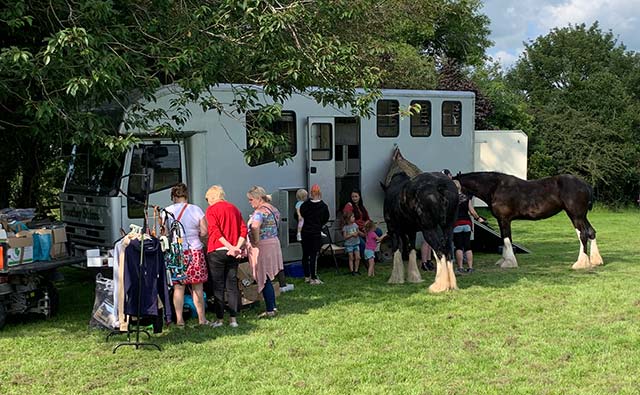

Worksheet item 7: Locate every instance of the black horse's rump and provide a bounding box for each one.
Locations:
[453,171,601,268]
[382,171,458,259]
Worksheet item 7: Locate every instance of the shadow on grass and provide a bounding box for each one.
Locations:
[0,232,628,346]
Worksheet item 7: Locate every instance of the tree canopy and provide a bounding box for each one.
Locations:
[0,0,493,208]
[507,23,640,203]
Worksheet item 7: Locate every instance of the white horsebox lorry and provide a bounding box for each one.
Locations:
[60,84,526,263]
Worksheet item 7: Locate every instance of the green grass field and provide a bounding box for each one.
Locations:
[1,208,639,394]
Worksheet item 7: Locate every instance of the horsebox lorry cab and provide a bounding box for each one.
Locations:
[60,84,527,264]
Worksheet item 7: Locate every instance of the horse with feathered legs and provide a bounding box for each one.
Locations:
[453,172,603,270]
[381,149,459,292]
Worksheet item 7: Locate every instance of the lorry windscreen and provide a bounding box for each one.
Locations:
[64,146,125,196]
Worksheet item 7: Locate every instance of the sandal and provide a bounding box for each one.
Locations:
[258,311,277,319]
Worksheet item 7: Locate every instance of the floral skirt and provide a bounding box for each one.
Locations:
[182,249,208,285]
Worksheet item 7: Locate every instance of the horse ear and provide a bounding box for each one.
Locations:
[380,181,387,192]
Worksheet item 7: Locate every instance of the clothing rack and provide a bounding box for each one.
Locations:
[110,172,162,353]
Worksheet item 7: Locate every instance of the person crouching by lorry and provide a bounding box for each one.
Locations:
[204,185,247,328]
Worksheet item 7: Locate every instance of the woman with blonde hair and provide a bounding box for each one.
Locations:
[205,185,247,328]
[246,186,284,318]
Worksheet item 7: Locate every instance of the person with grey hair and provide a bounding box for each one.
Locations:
[246,186,284,318]
[205,185,246,328]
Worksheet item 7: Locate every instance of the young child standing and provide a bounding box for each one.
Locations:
[295,188,308,241]
[342,212,361,275]
[363,220,384,277]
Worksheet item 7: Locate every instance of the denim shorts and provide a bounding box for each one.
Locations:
[344,245,359,253]
[364,249,375,260]
[453,224,472,233]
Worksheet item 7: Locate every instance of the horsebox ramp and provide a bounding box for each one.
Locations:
[472,220,531,254]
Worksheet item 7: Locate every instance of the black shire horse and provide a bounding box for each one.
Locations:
[453,172,602,269]
[382,171,459,292]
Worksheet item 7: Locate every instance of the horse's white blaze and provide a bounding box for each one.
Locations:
[590,238,604,266]
[572,229,591,269]
[407,250,424,283]
[499,238,518,268]
[388,250,405,283]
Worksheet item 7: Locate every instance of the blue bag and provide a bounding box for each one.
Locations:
[32,232,52,261]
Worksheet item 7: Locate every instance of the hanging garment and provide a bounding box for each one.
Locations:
[123,237,172,323]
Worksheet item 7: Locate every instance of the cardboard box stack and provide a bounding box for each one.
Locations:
[0,221,68,267]
[235,262,280,305]
[3,230,34,266]
[49,226,68,259]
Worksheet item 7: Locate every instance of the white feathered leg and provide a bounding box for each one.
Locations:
[499,238,518,268]
[388,250,405,284]
[572,229,591,270]
[590,238,603,266]
[429,253,457,293]
[406,250,423,283]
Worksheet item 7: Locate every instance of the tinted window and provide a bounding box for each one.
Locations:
[310,123,332,161]
[442,101,462,136]
[377,100,399,137]
[410,100,431,137]
[246,110,297,166]
[128,144,182,218]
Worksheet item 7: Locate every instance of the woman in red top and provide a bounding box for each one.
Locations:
[205,185,247,328]
[343,189,381,260]
[342,189,370,232]
[452,180,484,274]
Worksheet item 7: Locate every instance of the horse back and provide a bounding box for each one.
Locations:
[492,174,592,220]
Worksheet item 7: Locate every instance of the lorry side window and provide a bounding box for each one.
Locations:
[246,110,297,166]
[127,144,182,218]
[377,100,399,137]
[410,100,431,137]
[442,101,462,136]
[310,123,332,161]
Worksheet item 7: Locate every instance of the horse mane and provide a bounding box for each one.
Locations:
[454,171,513,203]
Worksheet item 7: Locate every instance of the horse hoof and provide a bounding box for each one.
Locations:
[590,257,604,266]
[500,259,518,269]
[571,261,592,270]
[428,284,447,293]
[495,258,505,266]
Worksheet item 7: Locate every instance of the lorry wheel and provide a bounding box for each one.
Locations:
[379,238,394,262]
[0,303,6,329]
[45,283,60,318]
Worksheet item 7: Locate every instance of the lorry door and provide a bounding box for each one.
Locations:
[122,140,187,231]
[307,117,336,220]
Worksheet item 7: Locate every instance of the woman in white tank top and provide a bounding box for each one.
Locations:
[163,183,209,326]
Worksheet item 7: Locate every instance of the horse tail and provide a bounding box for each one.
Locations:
[587,183,595,211]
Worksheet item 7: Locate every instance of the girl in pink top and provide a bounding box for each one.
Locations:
[363,220,386,277]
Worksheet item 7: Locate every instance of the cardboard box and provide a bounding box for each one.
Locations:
[50,227,68,258]
[239,282,280,302]
[232,262,282,303]
[237,262,254,284]
[241,283,262,302]
[6,231,34,266]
